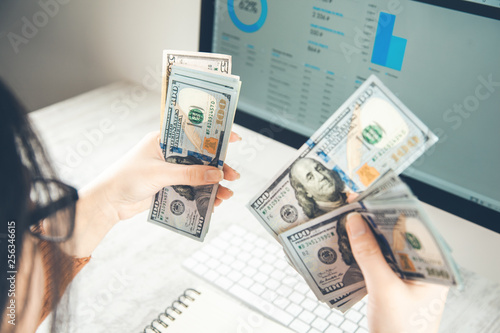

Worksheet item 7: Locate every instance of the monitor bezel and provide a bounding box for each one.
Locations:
[199,0,500,233]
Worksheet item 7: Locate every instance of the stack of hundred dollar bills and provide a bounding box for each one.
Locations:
[148,50,241,241]
[248,75,461,312]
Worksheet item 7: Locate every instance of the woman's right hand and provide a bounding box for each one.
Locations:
[346,213,449,333]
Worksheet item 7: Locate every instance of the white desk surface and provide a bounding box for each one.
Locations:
[31,82,500,332]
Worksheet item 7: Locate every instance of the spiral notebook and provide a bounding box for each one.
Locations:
[141,285,293,332]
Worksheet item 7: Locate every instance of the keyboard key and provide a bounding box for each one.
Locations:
[253,247,266,258]
[227,270,242,282]
[294,282,310,294]
[266,242,281,253]
[352,300,364,311]
[313,304,331,319]
[243,232,257,242]
[255,238,268,248]
[239,276,254,288]
[254,272,267,284]
[355,328,369,333]
[248,257,263,268]
[276,285,293,297]
[305,290,317,300]
[191,263,208,276]
[283,276,300,288]
[288,291,305,304]
[264,278,280,290]
[298,309,316,324]
[345,310,363,323]
[324,327,343,333]
[261,289,278,303]
[359,317,368,330]
[231,260,246,271]
[216,264,231,276]
[340,319,359,333]
[206,258,220,269]
[311,317,329,331]
[239,252,252,262]
[359,304,367,315]
[242,242,254,252]
[263,253,276,264]
[326,311,344,326]
[275,259,288,270]
[285,303,303,317]
[249,283,266,296]
[259,263,274,275]
[215,276,233,289]
[273,296,290,309]
[301,298,318,312]
[204,270,219,282]
[309,329,322,333]
[228,284,293,325]
[242,266,257,277]
[220,254,235,265]
[271,270,286,281]
[289,318,310,333]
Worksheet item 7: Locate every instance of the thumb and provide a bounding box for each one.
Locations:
[158,163,224,187]
[346,212,399,289]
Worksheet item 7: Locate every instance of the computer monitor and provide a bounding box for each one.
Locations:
[199,0,500,233]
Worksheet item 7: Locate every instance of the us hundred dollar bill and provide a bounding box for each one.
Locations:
[358,199,460,286]
[160,50,232,128]
[248,75,438,239]
[279,198,459,308]
[148,64,241,241]
[278,204,367,302]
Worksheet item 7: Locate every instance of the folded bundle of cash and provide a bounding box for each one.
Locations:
[148,51,241,241]
[248,75,460,311]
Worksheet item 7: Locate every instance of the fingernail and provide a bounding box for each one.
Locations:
[234,171,241,179]
[347,213,366,239]
[205,170,224,182]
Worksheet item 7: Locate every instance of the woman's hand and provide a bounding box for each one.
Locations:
[86,131,241,221]
[68,131,241,257]
[346,213,449,333]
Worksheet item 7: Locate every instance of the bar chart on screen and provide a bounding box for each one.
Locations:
[371,12,407,71]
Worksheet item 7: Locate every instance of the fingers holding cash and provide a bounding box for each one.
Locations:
[346,213,399,289]
[248,75,460,312]
[147,50,241,241]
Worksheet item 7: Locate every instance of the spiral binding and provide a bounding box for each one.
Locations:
[142,288,201,333]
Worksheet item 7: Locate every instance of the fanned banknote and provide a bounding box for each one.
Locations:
[148,64,241,241]
[248,75,438,239]
[279,177,460,311]
[160,50,232,128]
[278,204,366,303]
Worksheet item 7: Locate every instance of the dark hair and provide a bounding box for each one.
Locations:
[289,158,347,218]
[0,80,64,332]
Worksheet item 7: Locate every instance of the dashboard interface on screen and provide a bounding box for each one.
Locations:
[211,0,500,216]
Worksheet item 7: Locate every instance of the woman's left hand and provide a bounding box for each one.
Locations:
[83,131,241,222]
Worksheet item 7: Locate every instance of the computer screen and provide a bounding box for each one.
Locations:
[199,0,500,232]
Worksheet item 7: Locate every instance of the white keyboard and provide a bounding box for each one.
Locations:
[183,225,369,333]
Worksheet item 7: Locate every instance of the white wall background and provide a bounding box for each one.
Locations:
[0,0,201,111]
